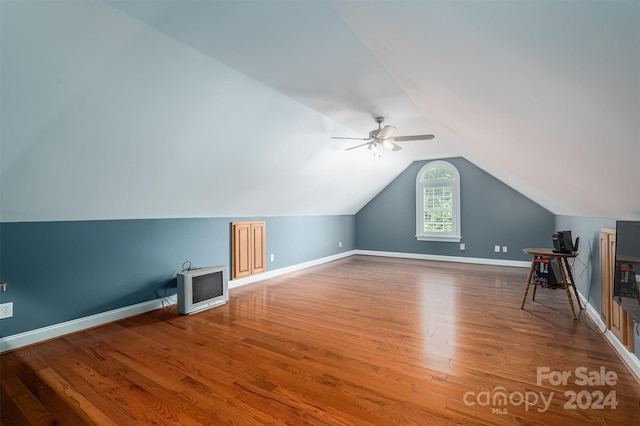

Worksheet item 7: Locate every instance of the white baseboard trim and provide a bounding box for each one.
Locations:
[354,250,531,268]
[229,250,356,288]
[0,250,356,353]
[577,292,640,382]
[229,250,529,293]
[0,298,176,353]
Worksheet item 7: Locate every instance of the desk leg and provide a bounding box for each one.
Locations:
[564,257,584,311]
[521,257,537,309]
[556,257,578,319]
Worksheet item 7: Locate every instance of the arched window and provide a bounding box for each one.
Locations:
[416,161,461,242]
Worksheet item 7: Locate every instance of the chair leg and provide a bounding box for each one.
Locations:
[564,257,584,310]
[557,258,578,319]
[521,257,537,309]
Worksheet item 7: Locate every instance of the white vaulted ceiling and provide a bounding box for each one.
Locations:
[1,0,638,221]
[103,0,640,219]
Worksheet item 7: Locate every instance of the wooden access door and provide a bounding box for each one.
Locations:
[600,227,633,351]
[600,228,615,329]
[232,221,266,279]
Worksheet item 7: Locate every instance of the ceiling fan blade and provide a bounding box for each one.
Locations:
[382,140,402,151]
[345,142,371,151]
[332,136,371,141]
[389,134,435,142]
[376,125,397,139]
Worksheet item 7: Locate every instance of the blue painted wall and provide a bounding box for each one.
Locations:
[356,157,555,261]
[0,215,355,337]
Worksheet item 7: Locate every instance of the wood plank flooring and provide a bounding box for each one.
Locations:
[2,255,640,425]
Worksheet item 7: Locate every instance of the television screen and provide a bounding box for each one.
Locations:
[613,221,640,322]
[192,271,224,303]
[177,265,228,315]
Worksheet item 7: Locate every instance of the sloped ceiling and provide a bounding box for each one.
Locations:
[104,0,640,220]
[2,1,638,221]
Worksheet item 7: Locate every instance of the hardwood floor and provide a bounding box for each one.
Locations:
[2,255,640,425]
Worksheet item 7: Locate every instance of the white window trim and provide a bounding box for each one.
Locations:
[415,160,461,242]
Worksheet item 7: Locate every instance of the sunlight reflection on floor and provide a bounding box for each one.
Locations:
[421,278,457,373]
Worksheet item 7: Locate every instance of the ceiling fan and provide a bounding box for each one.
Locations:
[332,116,435,152]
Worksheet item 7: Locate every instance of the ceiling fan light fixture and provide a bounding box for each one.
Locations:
[382,140,395,150]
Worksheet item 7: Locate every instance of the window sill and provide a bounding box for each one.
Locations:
[416,235,462,243]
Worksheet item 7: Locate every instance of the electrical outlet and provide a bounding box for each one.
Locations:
[494,245,500,252]
[338,242,342,248]
[460,243,466,251]
[0,302,13,319]
[270,254,275,262]
[502,246,508,253]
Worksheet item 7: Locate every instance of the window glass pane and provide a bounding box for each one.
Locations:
[423,185,453,233]
[423,166,454,181]
[424,211,453,232]
[424,187,452,208]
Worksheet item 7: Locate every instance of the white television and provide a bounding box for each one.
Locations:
[177,265,228,315]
